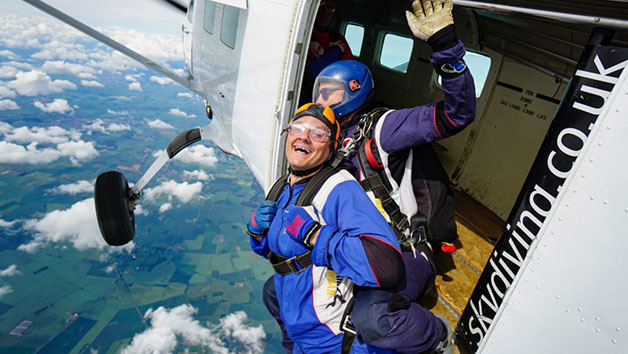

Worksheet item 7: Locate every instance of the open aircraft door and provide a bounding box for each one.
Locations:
[189,0,319,191]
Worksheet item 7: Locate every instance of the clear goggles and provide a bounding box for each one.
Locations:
[287,121,331,143]
[312,77,346,106]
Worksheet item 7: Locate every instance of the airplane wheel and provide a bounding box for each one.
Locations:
[94,171,135,246]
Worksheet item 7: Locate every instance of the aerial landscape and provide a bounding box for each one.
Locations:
[0,4,280,353]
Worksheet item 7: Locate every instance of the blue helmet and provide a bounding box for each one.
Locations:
[312,60,374,118]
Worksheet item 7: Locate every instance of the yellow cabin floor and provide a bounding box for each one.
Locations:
[419,189,505,352]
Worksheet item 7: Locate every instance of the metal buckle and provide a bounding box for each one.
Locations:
[285,256,305,274]
[341,313,356,336]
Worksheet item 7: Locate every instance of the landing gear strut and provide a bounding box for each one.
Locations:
[94,125,210,246]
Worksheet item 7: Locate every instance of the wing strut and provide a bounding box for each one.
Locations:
[22,0,199,93]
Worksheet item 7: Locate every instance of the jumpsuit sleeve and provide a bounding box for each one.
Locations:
[311,179,403,288]
[377,40,476,154]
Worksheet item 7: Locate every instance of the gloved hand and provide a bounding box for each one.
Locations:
[405,0,454,41]
[247,201,277,236]
[283,205,321,247]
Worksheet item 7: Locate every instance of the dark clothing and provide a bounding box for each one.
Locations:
[300,27,355,105]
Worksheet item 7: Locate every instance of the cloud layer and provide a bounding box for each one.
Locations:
[121,305,265,354]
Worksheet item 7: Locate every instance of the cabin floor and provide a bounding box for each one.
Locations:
[419,188,505,353]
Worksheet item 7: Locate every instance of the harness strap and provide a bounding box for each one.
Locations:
[340,292,357,354]
[265,174,289,201]
[295,165,338,206]
[269,252,313,275]
[358,148,409,238]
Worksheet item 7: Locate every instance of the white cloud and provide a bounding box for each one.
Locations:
[107,109,128,115]
[32,41,90,61]
[109,123,131,132]
[121,306,265,354]
[0,219,18,228]
[105,264,116,273]
[0,139,97,165]
[135,205,148,216]
[0,99,19,110]
[144,180,203,204]
[125,74,141,82]
[129,82,142,91]
[183,170,210,181]
[42,60,96,77]
[57,140,99,162]
[0,66,19,79]
[52,180,93,195]
[33,98,74,114]
[220,311,266,354]
[84,119,130,134]
[4,125,76,144]
[0,265,20,277]
[0,50,18,60]
[147,119,173,129]
[169,108,196,118]
[19,198,135,253]
[78,72,97,79]
[6,70,77,96]
[0,86,17,98]
[2,61,34,71]
[0,285,12,299]
[159,203,172,213]
[177,92,194,98]
[174,145,219,168]
[81,80,104,87]
[0,141,64,164]
[150,76,174,85]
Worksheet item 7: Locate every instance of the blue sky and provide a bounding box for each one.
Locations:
[5,0,186,35]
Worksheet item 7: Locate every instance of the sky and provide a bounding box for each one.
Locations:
[0,2,270,353]
[5,0,187,35]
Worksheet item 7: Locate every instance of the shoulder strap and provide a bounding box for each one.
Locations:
[295,165,338,206]
[265,174,289,202]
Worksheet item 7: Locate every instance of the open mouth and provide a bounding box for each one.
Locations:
[294,144,311,155]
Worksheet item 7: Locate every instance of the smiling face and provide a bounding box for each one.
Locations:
[285,116,332,172]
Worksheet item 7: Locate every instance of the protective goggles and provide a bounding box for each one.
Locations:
[312,78,346,107]
[287,121,332,143]
[289,103,340,150]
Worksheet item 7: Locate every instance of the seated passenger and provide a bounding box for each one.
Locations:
[299,0,354,105]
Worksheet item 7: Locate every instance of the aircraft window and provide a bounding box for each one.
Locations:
[203,0,216,34]
[343,23,364,57]
[187,0,195,23]
[437,51,491,97]
[379,33,413,73]
[220,5,239,49]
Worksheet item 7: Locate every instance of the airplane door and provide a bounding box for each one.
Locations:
[182,0,195,73]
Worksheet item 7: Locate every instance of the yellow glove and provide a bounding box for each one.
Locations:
[405,0,454,42]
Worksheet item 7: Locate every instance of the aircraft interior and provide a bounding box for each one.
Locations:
[313,0,628,344]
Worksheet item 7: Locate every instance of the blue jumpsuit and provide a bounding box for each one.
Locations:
[251,169,403,353]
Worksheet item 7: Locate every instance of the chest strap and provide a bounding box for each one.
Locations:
[269,252,313,275]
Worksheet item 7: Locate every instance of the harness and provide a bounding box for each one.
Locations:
[264,165,339,275]
[337,108,433,257]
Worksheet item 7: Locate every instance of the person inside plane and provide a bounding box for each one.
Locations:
[263,0,476,353]
[247,103,405,354]
[299,0,355,106]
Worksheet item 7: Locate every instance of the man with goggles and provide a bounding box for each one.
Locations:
[247,103,404,354]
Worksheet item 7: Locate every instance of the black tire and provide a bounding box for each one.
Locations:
[94,171,135,246]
